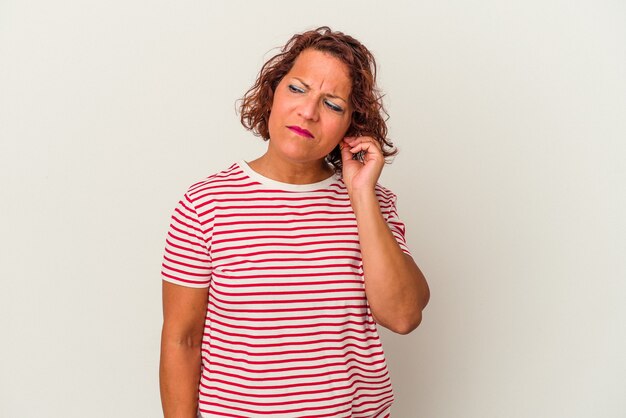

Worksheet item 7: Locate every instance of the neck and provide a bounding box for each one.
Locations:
[247,153,334,185]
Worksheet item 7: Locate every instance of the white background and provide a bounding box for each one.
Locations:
[1,0,624,417]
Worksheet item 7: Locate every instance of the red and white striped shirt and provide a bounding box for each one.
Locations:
[161,160,412,417]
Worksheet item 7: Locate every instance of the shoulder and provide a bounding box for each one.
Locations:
[183,161,247,201]
[374,182,398,204]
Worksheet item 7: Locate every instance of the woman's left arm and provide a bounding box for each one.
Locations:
[351,190,430,334]
[340,136,430,335]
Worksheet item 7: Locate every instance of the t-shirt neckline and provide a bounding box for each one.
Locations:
[238,160,340,192]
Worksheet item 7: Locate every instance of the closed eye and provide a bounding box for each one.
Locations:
[288,84,305,93]
[324,99,344,113]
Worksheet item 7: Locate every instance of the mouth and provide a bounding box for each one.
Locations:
[287,125,314,139]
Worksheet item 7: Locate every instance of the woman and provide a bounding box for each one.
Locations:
[159,26,430,418]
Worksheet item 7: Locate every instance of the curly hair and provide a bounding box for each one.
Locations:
[239,26,398,173]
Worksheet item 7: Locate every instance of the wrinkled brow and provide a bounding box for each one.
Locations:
[292,77,349,104]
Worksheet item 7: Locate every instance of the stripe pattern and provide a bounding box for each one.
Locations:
[162,161,412,417]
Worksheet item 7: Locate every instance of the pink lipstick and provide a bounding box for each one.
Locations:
[287,125,314,138]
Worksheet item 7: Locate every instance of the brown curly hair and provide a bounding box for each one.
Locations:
[239,26,398,173]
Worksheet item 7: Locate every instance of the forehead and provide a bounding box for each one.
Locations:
[286,49,352,96]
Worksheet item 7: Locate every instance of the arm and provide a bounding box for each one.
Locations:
[340,136,430,335]
[160,281,208,418]
[351,191,430,334]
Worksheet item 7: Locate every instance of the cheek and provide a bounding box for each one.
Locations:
[269,95,291,121]
[333,117,351,138]
[267,99,283,131]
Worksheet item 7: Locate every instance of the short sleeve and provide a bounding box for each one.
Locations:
[161,193,212,288]
[380,190,413,257]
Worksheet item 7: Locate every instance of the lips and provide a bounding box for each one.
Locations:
[287,125,314,138]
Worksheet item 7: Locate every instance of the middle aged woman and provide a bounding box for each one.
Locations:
[160,26,430,418]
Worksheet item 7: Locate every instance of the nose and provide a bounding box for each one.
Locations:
[297,97,319,122]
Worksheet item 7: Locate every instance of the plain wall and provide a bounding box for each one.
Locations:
[1,0,624,417]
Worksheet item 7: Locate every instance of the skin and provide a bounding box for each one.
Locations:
[247,49,353,184]
[160,282,207,418]
[160,48,430,417]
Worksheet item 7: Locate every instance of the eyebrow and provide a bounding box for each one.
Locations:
[292,77,349,104]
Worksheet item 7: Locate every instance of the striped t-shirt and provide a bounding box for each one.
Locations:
[161,160,412,417]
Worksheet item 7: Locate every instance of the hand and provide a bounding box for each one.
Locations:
[339,136,385,195]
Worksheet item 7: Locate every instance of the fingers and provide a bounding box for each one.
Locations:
[339,138,355,163]
[342,136,381,155]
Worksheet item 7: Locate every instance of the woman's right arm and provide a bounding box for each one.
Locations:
[160,280,209,418]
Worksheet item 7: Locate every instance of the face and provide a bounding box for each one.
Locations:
[267,48,353,166]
